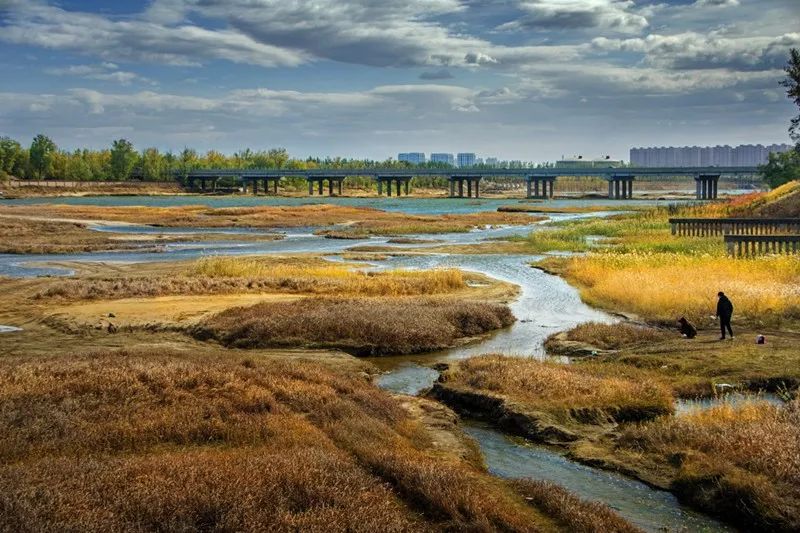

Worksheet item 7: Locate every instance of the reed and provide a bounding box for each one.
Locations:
[552,252,800,325]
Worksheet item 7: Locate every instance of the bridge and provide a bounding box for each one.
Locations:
[179,166,761,200]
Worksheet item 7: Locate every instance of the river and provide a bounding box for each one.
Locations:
[1,195,735,531]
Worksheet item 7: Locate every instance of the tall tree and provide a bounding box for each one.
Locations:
[780,48,800,145]
[29,134,56,180]
[0,137,23,177]
[109,138,138,180]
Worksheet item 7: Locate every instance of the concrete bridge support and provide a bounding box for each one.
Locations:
[377,176,412,197]
[307,177,345,196]
[607,175,634,199]
[695,174,720,200]
[525,176,555,199]
[449,176,481,198]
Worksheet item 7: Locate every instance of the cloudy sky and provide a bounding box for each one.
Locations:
[0,0,798,161]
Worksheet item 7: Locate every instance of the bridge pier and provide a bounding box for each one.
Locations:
[525,176,555,199]
[376,176,412,197]
[607,175,634,199]
[695,174,720,200]
[308,177,344,196]
[449,176,481,198]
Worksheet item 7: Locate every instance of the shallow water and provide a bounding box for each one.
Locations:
[464,423,731,533]
[0,325,23,333]
[675,392,784,415]
[2,194,682,215]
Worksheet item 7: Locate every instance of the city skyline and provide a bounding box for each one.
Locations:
[0,0,798,160]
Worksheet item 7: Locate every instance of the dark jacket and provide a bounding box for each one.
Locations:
[717,295,734,319]
[678,317,697,338]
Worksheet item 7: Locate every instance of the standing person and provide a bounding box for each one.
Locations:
[716,292,734,340]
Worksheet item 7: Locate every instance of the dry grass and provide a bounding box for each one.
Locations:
[699,180,800,218]
[559,322,673,350]
[0,217,166,254]
[510,480,643,533]
[542,253,800,326]
[0,203,540,234]
[0,348,562,532]
[442,355,672,421]
[618,399,800,531]
[34,257,467,301]
[193,297,515,355]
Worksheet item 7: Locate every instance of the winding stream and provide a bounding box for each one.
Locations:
[1,197,736,532]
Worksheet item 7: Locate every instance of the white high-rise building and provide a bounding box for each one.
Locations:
[457,152,476,167]
[430,153,454,165]
[398,152,425,164]
[629,144,792,167]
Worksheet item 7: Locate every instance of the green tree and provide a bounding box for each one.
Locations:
[761,150,800,188]
[0,137,24,177]
[29,134,56,180]
[141,148,166,181]
[780,48,800,144]
[109,138,138,180]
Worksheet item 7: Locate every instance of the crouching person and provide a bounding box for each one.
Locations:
[678,317,697,339]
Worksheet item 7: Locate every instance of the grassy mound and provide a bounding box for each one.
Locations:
[617,400,800,531]
[440,355,672,422]
[193,297,515,355]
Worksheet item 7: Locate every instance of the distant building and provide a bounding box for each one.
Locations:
[629,144,792,167]
[430,152,454,165]
[556,156,624,168]
[457,152,476,167]
[398,152,425,164]
[485,157,499,167]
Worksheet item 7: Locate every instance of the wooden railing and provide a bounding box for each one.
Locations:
[725,235,800,257]
[669,218,800,237]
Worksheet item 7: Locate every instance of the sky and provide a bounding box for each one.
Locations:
[0,0,798,162]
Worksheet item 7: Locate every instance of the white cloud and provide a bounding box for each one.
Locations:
[45,63,153,86]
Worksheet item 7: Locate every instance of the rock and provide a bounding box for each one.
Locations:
[107,322,117,334]
[108,312,116,318]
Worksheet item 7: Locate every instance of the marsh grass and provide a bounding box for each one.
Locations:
[0,203,538,234]
[194,297,515,355]
[0,348,641,532]
[560,322,673,350]
[545,253,800,325]
[0,348,555,531]
[618,399,800,530]
[442,355,672,421]
[510,480,643,533]
[35,257,467,300]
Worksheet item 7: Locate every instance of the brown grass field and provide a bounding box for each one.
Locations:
[193,297,515,355]
[0,348,639,532]
[0,203,541,234]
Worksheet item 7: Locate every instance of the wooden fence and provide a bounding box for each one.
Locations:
[725,235,800,257]
[669,218,800,237]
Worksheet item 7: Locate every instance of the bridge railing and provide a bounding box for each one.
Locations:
[669,218,800,237]
[725,235,800,257]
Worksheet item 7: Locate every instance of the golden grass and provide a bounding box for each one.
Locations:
[442,355,673,421]
[35,257,467,300]
[618,399,800,530]
[191,256,465,295]
[0,348,640,531]
[544,253,800,325]
[193,297,515,355]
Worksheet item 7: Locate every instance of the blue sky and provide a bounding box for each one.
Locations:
[0,0,798,161]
